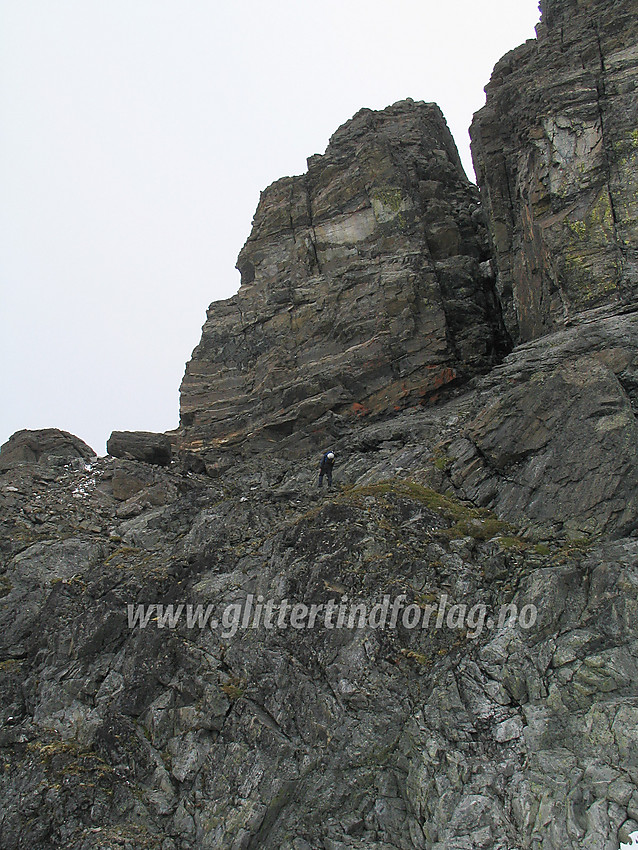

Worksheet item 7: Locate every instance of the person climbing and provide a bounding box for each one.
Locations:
[318,450,335,488]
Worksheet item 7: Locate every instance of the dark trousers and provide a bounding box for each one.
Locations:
[319,469,332,487]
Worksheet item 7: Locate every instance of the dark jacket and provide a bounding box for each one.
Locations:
[320,453,335,472]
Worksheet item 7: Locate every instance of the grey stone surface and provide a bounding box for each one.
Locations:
[2,1,638,847]
[0,428,95,471]
[0,425,637,849]
[107,431,173,466]
[471,0,638,342]
[180,99,509,451]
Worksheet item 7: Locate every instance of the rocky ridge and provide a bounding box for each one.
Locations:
[2,1,638,849]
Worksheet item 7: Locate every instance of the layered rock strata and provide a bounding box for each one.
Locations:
[451,312,638,537]
[180,100,509,450]
[106,431,173,467]
[470,0,638,342]
[2,0,638,847]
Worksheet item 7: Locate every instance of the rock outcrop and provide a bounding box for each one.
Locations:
[1,423,637,849]
[450,311,638,538]
[470,0,638,342]
[0,428,95,471]
[180,100,509,451]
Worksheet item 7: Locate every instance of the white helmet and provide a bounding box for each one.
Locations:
[327,452,335,460]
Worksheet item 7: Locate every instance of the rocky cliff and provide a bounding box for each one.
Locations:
[470,0,638,342]
[180,101,509,451]
[2,2,638,849]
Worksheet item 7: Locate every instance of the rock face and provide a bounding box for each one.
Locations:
[180,100,509,450]
[470,0,638,342]
[0,428,95,471]
[450,312,638,538]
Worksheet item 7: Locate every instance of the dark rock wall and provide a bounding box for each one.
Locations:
[452,312,638,538]
[470,0,638,342]
[180,100,509,450]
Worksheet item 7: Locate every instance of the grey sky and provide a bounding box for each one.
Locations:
[0,0,541,455]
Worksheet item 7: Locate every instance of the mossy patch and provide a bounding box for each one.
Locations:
[495,535,530,552]
[563,188,619,308]
[0,575,12,597]
[400,648,429,665]
[27,739,113,779]
[220,675,245,700]
[338,479,514,542]
[552,535,596,563]
[371,186,408,227]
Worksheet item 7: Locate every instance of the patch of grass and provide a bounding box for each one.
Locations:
[27,738,115,782]
[337,479,517,543]
[552,535,597,563]
[440,517,512,542]
[400,649,428,665]
[433,455,453,471]
[220,676,245,700]
[104,545,141,565]
[28,739,85,763]
[495,535,529,552]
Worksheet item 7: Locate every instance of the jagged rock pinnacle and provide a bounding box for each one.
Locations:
[180,99,509,452]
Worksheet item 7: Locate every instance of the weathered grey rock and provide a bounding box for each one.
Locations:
[180,99,509,451]
[106,430,172,466]
[449,313,638,537]
[0,428,95,471]
[471,0,638,342]
[1,449,637,850]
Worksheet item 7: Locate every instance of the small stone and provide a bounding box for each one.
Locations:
[494,716,524,743]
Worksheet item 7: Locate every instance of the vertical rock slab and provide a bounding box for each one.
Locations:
[180,100,509,450]
[470,0,638,342]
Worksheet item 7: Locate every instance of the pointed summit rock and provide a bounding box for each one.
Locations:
[180,100,509,451]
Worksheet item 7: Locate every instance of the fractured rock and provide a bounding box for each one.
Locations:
[471,0,638,342]
[180,99,510,450]
[449,313,638,537]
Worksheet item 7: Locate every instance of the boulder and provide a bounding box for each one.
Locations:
[106,430,172,466]
[0,428,95,471]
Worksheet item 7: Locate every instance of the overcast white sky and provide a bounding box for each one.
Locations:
[0,0,541,455]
